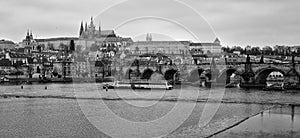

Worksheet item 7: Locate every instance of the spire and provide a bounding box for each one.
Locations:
[79,21,84,36]
[30,30,33,39]
[89,16,95,28]
[146,33,152,41]
[27,29,29,36]
[91,16,94,25]
[85,22,88,31]
[146,33,149,41]
[99,20,101,32]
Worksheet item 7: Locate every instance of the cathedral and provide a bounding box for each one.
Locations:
[21,17,133,51]
[78,17,133,50]
[79,17,117,40]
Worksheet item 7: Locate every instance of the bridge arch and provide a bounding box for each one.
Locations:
[217,68,241,84]
[141,68,154,80]
[124,68,133,79]
[164,69,178,81]
[255,67,285,84]
[203,69,220,80]
[125,68,133,79]
[188,68,205,82]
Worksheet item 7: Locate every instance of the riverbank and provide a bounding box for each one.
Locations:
[0,77,114,85]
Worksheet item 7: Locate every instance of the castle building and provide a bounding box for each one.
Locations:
[130,40,190,55]
[189,38,222,55]
[78,17,133,51]
[21,17,132,53]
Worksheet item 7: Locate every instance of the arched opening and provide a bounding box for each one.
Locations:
[141,69,154,80]
[164,69,178,82]
[217,68,238,84]
[255,68,285,85]
[150,72,165,82]
[188,68,204,82]
[204,69,220,81]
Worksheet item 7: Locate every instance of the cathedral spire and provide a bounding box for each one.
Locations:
[146,33,152,41]
[30,30,33,39]
[91,16,94,24]
[79,21,84,36]
[99,20,101,32]
[146,33,149,41]
[89,16,95,28]
[85,22,88,31]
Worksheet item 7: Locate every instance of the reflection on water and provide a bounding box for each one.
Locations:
[224,105,300,137]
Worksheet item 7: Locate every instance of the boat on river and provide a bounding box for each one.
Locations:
[103,79,173,90]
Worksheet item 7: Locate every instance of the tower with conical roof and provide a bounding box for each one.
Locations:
[214,37,221,44]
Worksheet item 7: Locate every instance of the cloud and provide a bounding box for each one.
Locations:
[0,0,299,46]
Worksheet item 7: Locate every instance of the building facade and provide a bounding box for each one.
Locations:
[189,38,222,55]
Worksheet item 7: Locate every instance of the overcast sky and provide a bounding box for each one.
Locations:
[0,0,299,46]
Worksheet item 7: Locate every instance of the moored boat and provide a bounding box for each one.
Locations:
[103,79,173,90]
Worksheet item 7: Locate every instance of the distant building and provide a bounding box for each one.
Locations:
[129,41,190,55]
[26,17,133,53]
[189,38,222,55]
[35,37,79,51]
[0,39,17,50]
[0,59,12,72]
[20,30,38,53]
[5,52,28,66]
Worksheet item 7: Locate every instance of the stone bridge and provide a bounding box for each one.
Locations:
[187,62,300,85]
[114,54,300,85]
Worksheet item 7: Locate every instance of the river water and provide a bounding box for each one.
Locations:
[217,105,300,137]
[0,83,300,137]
